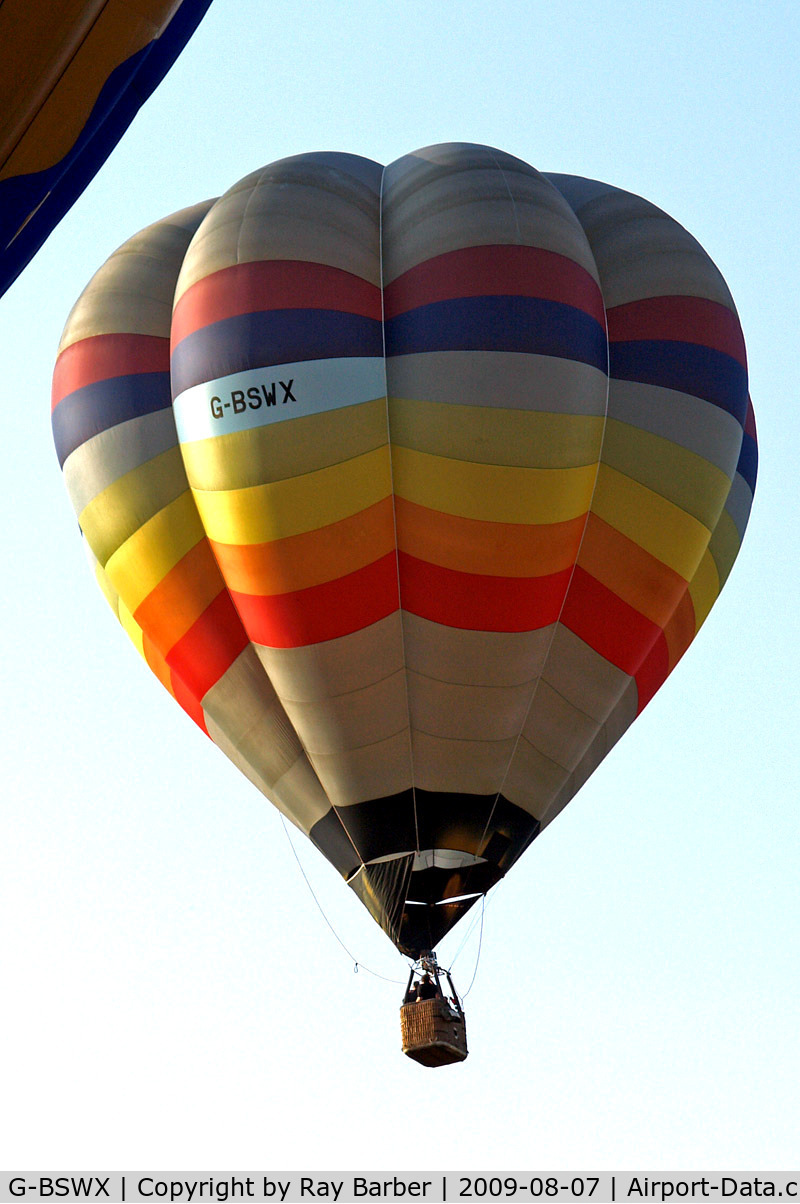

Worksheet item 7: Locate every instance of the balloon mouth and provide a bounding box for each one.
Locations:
[347,848,491,956]
[354,848,488,875]
[404,893,482,906]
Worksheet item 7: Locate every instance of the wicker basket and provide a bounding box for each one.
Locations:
[400,997,468,1067]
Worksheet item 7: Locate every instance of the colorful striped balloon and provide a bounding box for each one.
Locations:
[52,144,757,957]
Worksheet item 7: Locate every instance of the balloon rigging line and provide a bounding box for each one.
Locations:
[443,890,490,1004]
[459,894,486,1000]
[279,815,408,985]
[447,887,493,970]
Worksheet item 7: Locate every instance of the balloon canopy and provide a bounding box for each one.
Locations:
[52,144,757,957]
[0,0,212,297]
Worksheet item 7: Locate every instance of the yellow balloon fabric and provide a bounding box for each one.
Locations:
[0,0,212,296]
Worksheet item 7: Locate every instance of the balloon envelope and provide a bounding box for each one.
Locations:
[52,144,757,957]
[0,0,212,297]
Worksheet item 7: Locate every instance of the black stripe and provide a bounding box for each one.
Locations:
[398,894,483,959]
[309,787,540,879]
[52,372,171,467]
[170,309,384,395]
[385,295,608,371]
[609,339,748,424]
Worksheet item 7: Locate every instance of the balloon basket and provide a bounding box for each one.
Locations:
[400,956,468,1067]
[400,996,469,1066]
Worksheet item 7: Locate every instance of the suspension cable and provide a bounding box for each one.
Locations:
[279,815,409,985]
[447,893,486,1000]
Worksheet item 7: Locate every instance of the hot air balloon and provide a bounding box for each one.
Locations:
[0,0,212,297]
[51,143,757,1066]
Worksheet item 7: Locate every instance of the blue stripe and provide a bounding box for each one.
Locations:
[609,340,749,426]
[384,296,608,371]
[736,432,758,495]
[52,373,171,467]
[170,310,384,396]
[0,0,212,297]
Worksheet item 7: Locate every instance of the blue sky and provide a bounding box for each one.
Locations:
[1,0,797,1173]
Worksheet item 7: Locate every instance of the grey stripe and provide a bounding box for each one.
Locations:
[539,675,638,829]
[403,615,554,688]
[540,625,631,723]
[548,179,737,311]
[177,154,382,295]
[609,378,742,476]
[201,646,333,834]
[381,143,600,283]
[521,678,602,772]
[407,673,536,743]
[59,202,214,351]
[546,173,618,212]
[501,737,571,820]
[387,350,607,415]
[724,469,756,540]
[278,670,410,757]
[63,408,178,514]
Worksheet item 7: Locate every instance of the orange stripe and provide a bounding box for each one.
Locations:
[577,513,688,627]
[210,497,396,595]
[165,591,248,699]
[143,613,211,735]
[142,632,176,696]
[133,539,225,653]
[395,497,585,577]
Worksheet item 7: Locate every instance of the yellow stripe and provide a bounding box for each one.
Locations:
[90,548,119,615]
[117,597,146,660]
[1,1,175,180]
[180,398,388,491]
[191,446,392,544]
[708,508,742,590]
[602,418,732,530]
[591,464,710,580]
[104,490,206,612]
[79,445,187,566]
[391,445,598,524]
[389,397,605,469]
[688,549,720,629]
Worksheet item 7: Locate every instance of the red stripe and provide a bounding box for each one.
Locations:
[561,566,662,676]
[165,590,249,699]
[172,260,383,346]
[398,553,571,631]
[51,333,169,411]
[664,589,697,673]
[744,396,757,438]
[142,632,209,735]
[231,553,399,648]
[170,671,210,735]
[606,296,746,366]
[634,631,670,714]
[383,245,606,325]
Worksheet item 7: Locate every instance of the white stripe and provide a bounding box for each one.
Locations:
[172,355,386,442]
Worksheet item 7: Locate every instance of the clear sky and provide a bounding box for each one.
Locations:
[1,0,797,1175]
